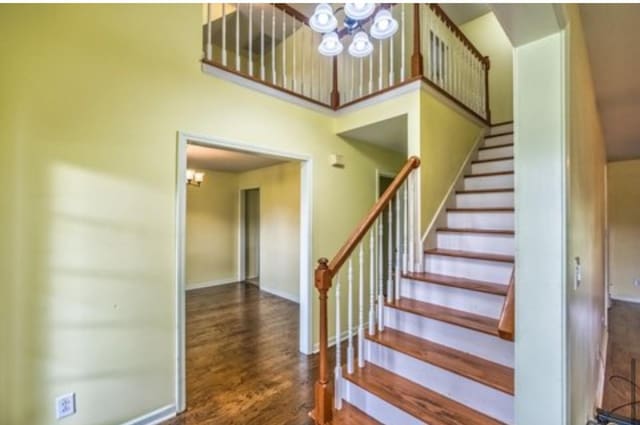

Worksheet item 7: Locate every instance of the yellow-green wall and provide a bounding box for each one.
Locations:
[186,169,238,288]
[419,90,483,233]
[238,162,301,301]
[565,5,607,424]
[461,12,514,124]
[0,4,405,425]
[607,159,640,302]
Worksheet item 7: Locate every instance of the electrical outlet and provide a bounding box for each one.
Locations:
[634,278,640,288]
[55,393,75,419]
[574,257,582,289]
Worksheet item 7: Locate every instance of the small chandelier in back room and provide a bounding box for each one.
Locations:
[309,2,398,58]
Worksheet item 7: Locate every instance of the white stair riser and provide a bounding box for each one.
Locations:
[477,145,514,161]
[456,192,514,209]
[471,159,514,174]
[341,378,423,425]
[464,174,514,191]
[447,211,514,230]
[384,306,515,367]
[366,340,515,424]
[484,134,513,146]
[424,254,513,284]
[401,278,505,318]
[437,232,515,256]
[489,124,513,135]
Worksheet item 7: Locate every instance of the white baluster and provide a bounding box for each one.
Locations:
[206,4,212,60]
[408,174,415,273]
[368,229,376,335]
[235,3,240,71]
[221,3,227,66]
[347,258,354,374]
[292,14,297,93]
[260,8,265,80]
[414,171,423,271]
[248,4,253,76]
[400,4,406,82]
[378,40,383,91]
[395,192,402,301]
[358,244,365,368]
[403,182,408,274]
[359,58,364,98]
[387,202,394,303]
[272,5,276,84]
[334,277,342,410]
[282,8,287,89]
[378,218,384,332]
[389,18,395,86]
[368,53,373,94]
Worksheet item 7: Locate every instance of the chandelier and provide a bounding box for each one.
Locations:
[309,2,399,57]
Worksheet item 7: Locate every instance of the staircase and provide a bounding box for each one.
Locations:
[324,123,516,425]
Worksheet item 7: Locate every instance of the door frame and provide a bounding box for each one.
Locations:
[175,131,313,412]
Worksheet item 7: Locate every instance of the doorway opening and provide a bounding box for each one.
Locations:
[241,188,260,286]
[175,132,313,414]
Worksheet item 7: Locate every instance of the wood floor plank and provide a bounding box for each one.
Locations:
[332,401,382,425]
[344,363,505,425]
[368,328,514,394]
[386,298,500,336]
[403,271,508,295]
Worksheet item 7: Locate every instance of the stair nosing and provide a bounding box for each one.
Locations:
[472,156,514,164]
[386,298,500,336]
[343,362,506,425]
[437,227,514,236]
[424,248,515,263]
[403,271,508,295]
[485,131,513,138]
[465,171,514,178]
[366,328,514,395]
[447,207,514,213]
[457,188,514,194]
[478,143,513,151]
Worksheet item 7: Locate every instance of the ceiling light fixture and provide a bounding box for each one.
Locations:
[310,3,398,58]
[186,169,205,187]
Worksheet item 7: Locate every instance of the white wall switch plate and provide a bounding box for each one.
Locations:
[56,393,76,419]
[574,257,582,289]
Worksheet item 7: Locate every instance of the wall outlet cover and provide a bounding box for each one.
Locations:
[634,278,640,288]
[56,393,76,419]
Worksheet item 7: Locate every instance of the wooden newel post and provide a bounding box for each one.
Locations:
[411,4,424,77]
[483,55,491,123]
[330,57,340,109]
[313,257,333,424]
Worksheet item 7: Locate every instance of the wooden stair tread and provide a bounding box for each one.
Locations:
[447,207,514,212]
[368,328,514,394]
[386,298,500,336]
[403,271,508,295]
[479,143,513,151]
[332,401,382,425]
[465,171,514,178]
[437,227,514,235]
[457,188,514,194]
[344,362,505,425]
[485,131,513,138]
[472,156,513,164]
[424,248,515,263]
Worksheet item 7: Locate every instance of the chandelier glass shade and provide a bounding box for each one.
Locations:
[310,2,398,57]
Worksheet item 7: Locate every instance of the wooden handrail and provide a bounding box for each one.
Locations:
[327,156,421,275]
[498,270,515,341]
[311,155,420,424]
[429,4,486,64]
[273,3,309,25]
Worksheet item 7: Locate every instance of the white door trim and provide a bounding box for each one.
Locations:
[238,186,260,282]
[175,131,314,413]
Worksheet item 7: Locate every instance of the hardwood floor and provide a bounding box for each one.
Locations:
[162,282,329,425]
[602,300,640,419]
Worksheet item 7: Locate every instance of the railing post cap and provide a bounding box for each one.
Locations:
[409,156,421,167]
[317,257,329,268]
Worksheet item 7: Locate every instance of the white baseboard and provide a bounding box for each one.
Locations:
[186,277,237,291]
[121,404,176,425]
[610,294,640,304]
[313,325,361,354]
[260,285,299,304]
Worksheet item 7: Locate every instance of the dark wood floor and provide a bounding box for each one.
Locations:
[602,300,640,419]
[162,282,335,425]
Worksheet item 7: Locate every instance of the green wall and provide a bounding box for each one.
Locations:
[0,4,404,425]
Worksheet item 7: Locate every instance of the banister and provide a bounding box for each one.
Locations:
[273,3,309,25]
[327,156,421,276]
[429,4,486,64]
[498,271,515,341]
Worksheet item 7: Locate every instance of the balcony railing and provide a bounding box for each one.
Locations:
[202,3,490,122]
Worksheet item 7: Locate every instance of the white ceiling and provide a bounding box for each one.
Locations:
[187,144,287,173]
[581,4,640,161]
[440,4,491,26]
[339,115,407,154]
